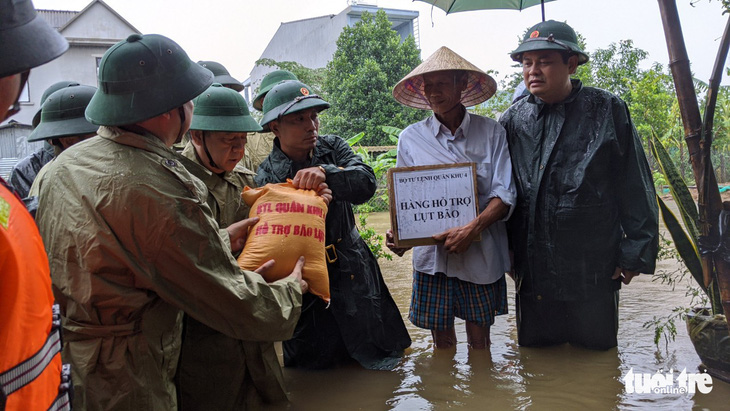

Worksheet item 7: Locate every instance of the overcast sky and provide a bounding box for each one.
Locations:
[33,0,730,86]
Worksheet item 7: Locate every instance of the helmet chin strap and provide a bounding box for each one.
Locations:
[176,105,187,144]
[200,130,220,170]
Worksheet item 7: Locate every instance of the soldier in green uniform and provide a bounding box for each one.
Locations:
[256,81,411,370]
[244,69,299,172]
[197,60,244,92]
[36,34,306,410]
[177,83,290,410]
[26,84,98,200]
[9,80,79,198]
[500,20,658,350]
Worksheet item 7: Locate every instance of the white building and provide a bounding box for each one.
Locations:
[244,3,419,103]
[0,0,139,175]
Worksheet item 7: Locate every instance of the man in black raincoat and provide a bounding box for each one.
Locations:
[256,80,411,369]
[500,20,659,350]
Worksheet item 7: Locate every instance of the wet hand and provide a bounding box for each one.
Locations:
[315,182,332,205]
[287,256,309,293]
[386,229,410,257]
[612,267,639,285]
[292,167,326,191]
[227,216,259,252]
[254,259,275,275]
[433,223,477,254]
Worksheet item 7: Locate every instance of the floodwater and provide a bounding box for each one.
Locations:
[278,212,730,410]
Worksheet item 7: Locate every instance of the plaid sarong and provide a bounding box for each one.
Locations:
[409,271,507,331]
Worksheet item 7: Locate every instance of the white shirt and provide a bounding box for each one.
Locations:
[396,112,516,284]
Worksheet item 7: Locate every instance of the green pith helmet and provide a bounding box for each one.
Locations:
[510,20,589,65]
[85,34,213,126]
[29,85,98,142]
[32,80,81,128]
[197,61,243,92]
[260,81,329,130]
[0,0,69,78]
[190,83,262,132]
[253,69,298,111]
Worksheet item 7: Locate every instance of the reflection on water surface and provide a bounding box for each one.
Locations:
[277,212,730,410]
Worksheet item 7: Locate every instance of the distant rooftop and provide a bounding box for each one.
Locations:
[38,9,78,30]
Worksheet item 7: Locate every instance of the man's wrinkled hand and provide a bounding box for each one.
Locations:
[386,229,410,257]
[254,259,275,275]
[433,223,476,254]
[292,167,326,191]
[227,216,259,252]
[287,256,309,293]
[315,182,332,205]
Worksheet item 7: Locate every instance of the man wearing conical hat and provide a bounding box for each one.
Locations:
[500,20,658,350]
[389,47,516,349]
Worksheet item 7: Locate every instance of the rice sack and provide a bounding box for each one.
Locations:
[237,181,330,301]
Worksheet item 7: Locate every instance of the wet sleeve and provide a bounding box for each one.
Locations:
[614,99,659,273]
[9,160,35,199]
[254,159,277,186]
[129,182,302,342]
[395,127,415,168]
[488,125,517,220]
[320,136,376,205]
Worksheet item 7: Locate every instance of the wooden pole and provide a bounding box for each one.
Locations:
[658,0,729,324]
[705,17,730,322]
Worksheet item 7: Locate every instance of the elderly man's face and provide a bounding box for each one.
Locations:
[191,130,247,173]
[270,108,320,158]
[423,71,467,116]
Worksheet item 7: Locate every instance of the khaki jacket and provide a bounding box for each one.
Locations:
[178,142,287,409]
[241,132,275,173]
[36,126,301,411]
[180,142,256,228]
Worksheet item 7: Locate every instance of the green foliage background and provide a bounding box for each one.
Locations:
[319,10,427,146]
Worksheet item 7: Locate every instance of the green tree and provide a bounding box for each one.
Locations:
[580,39,648,105]
[254,58,326,96]
[628,63,685,178]
[320,10,426,145]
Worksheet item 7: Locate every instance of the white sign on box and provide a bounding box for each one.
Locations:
[388,163,480,247]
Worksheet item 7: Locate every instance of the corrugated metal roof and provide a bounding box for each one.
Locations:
[0,158,18,180]
[38,9,78,30]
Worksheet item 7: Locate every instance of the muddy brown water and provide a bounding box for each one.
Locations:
[276,212,730,410]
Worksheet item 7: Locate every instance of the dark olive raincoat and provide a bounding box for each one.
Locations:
[499,80,658,301]
[241,132,275,173]
[177,142,288,410]
[256,135,411,370]
[36,127,301,411]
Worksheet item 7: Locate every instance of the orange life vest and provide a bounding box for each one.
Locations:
[0,180,69,411]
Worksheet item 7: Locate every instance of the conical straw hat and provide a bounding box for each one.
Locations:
[393,46,496,110]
